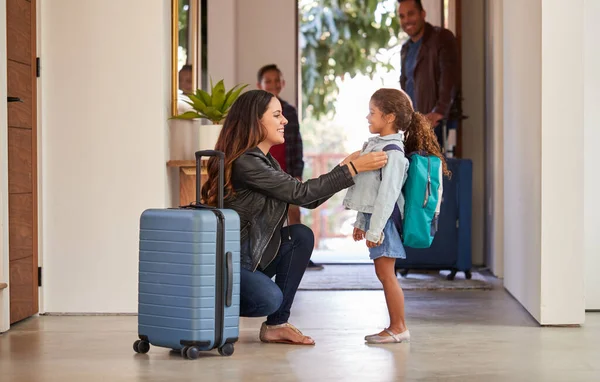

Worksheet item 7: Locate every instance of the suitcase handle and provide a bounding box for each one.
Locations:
[195,150,225,209]
[225,251,233,307]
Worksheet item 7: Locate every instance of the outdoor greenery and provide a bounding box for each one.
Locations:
[299,0,402,119]
[301,117,349,154]
[298,1,405,247]
[177,0,191,69]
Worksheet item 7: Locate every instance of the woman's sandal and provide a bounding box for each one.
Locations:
[259,322,316,345]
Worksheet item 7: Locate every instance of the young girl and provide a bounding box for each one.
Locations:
[342,88,449,344]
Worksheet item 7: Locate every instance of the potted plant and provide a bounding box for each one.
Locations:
[170,79,248,157]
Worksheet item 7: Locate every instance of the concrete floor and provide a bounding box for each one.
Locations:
[1,288,599,382]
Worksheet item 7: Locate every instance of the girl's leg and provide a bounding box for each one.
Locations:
[374,256,408,335]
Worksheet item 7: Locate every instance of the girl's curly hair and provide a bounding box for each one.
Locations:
[370,88,450,177]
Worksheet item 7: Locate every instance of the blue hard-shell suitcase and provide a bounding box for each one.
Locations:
[133,150,240,359]
[395,157,473,280]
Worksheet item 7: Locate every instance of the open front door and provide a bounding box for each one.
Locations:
[6,0,38,324]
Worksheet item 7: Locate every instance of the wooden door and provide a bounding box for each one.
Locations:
[6,0,38,324]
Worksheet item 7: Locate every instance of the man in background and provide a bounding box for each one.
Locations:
[398,0,461,150]
[178,64,194,94]
[257,64,323,270]
[177,64,194,114]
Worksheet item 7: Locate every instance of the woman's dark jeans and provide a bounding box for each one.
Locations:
[239,224,314,325]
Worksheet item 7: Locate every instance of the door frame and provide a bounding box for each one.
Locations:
[1,0,40,330]
[1,0,11,333]
[28,0,40,322]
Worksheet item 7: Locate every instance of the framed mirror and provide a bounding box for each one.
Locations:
[171,0,207,116]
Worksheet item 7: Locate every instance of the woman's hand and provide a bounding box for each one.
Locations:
[341,150,361,166]
[349,152,388,175]
[353,227,365,242]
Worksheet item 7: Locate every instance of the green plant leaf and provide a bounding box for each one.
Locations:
[171,79,249,123]
[196,89,212,106]
[223,84,248,111]
[170,111,201,120]
[186,94,208,113]
[203,106,216,115]
[202,106,224,124]
[223,84,240,106]
[211,80,227,111]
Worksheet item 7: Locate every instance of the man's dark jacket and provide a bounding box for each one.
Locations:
[400,22,460,119]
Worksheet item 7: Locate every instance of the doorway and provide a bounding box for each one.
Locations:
[298,0,405,264]
[299,0,465,266]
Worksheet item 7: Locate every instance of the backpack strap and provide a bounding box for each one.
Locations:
[382,144,404,153]
[380,144,404,178]
[390,202,403,239]
[381,143,404,238]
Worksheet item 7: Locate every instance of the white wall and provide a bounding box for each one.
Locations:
[584,0,600,310]
[235,0,297,106]
[461,0,485,266]
[0,0,10,332]
[207,0,237,88]
[446,0,456,33]
[503,0,585,324]
[539,0,585,324]
[208,0,299,104]
[422,0,442,27]
[502,0,542,321]
[41,0,171,313]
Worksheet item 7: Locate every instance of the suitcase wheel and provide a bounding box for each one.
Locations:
[446,269,471,280]
[447,269,457,281]
[133,340,150,354]
[182,346,200,360]
[218,343,234,357]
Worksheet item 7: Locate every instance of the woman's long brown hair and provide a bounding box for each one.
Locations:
[200,90,274,206]
[370,88,450,177]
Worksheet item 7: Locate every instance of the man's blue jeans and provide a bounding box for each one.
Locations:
[239,224,314,325]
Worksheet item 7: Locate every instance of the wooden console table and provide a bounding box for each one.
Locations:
[167,160,208,206]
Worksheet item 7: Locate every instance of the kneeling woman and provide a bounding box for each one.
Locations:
[201,90,387,345]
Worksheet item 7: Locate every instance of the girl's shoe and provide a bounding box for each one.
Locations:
[365,328,410,344]
[364,332,383,341]
[364,328,408,341]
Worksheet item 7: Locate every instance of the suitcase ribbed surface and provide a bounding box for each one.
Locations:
[137,208,240,350]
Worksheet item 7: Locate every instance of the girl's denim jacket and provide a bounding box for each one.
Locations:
[342,132,409,243]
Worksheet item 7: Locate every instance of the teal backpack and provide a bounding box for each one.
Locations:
[383,144,443,249]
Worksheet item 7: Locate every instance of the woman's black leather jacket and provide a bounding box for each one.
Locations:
[226,147,355,271]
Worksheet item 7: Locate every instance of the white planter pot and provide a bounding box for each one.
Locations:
[198,124,223,152]
[169,120,222,160]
